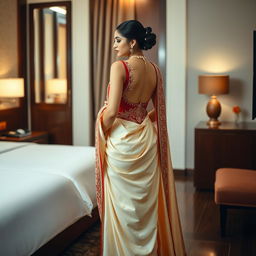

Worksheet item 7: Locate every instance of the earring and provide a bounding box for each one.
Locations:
[130,46,133,54]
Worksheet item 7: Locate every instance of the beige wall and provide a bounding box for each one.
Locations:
[186,0,256,169]
[166,0,186,170]
[135,0,165,72]
[0,0,18,78]
[71,0,92,146]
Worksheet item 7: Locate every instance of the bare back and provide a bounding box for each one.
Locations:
[123,58,157,104]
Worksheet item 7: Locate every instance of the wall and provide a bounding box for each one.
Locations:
[0,0,18,77]
[166,0,186,169]
[186,0,256,169]
[135,0,166,76]
[71,0,91,146]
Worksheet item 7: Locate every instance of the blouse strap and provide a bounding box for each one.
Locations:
[150,61,158,83]
[150,61,159,94]
[119,60,129,88]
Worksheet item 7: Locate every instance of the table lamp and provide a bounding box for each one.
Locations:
[0,78,24,109]
[46,79,67,103]
[199,75,229,128]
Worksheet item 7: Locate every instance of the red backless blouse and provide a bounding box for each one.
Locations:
[107,60,150,124]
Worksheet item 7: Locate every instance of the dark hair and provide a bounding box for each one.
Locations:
[116,20,156,50]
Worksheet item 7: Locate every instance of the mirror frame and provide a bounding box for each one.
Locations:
[29,1,72,107]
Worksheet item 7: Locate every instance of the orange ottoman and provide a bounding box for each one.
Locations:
[214,168,256,236]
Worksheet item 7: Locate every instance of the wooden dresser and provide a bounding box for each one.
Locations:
[194,121,256,189]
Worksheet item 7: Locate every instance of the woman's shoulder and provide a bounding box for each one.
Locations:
[110,61,127,80]
[110,60,127,72]
[111,60,128,72]
[111,60,125,68]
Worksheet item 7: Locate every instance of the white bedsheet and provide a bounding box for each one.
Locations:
[0,143,96,256]
[0,169,88,256]
[0,141,32,153]
[0,144,96,210]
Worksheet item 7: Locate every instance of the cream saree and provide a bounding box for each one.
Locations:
[95,64,186,255]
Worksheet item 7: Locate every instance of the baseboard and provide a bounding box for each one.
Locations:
[173,168,194,177]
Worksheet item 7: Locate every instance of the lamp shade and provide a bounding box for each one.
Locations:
[46,79,67,94]
[0,78,24,97]
[199,75,229,95]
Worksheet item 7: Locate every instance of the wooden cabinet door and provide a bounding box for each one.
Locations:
[31,102,72,144]
[194,130,218,189]
[217,132,254,169]
[194,125,256,190]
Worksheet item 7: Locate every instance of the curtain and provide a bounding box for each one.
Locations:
[90,0,136,121]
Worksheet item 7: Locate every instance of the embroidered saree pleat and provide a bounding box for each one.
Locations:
[95,63,186,255]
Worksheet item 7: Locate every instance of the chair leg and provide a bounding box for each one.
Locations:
[220,205,227,237]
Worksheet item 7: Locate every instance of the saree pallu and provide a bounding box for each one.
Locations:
[95,64,186,256]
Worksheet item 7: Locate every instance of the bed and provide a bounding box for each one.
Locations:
[0,142,98,256]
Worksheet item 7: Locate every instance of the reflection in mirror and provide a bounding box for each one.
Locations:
[33,6,67,104]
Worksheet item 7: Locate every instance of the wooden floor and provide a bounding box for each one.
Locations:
[176,172,256,256]
[63,172,256,256]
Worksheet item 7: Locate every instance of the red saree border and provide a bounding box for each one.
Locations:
[95,105,107,256]
[95,106,106,220]
[151,63,170,209]
[151,62,187,255]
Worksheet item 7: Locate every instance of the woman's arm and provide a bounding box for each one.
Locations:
[102,61,125,134]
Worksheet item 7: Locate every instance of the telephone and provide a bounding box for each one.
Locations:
[5,129,31,138]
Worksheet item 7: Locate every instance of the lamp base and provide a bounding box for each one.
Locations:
[53,94,66,104]
[206,95,222,128]
[0,98,19,110]
[207,119,221,128]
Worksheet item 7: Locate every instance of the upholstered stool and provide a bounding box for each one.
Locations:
[214,168,256,236]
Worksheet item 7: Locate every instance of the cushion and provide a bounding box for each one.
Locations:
[215,168,256,207]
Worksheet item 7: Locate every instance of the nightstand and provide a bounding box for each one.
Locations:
[194,121,256,190]
[0,131,49,144]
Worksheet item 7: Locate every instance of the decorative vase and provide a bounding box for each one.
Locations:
[232,106,241,125]
[234,114,239,125]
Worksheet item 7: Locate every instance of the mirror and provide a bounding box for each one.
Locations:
[31,4,69,104]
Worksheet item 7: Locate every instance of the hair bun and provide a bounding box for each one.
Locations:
[116,20,157,51]
[144,27,152,35]
[143,26,156,50]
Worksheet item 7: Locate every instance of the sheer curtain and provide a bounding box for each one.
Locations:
[90,0,136,121]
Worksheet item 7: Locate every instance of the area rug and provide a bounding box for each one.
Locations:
[62,221,100,256]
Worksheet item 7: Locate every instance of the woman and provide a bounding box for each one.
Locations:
[95,20,186,256]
